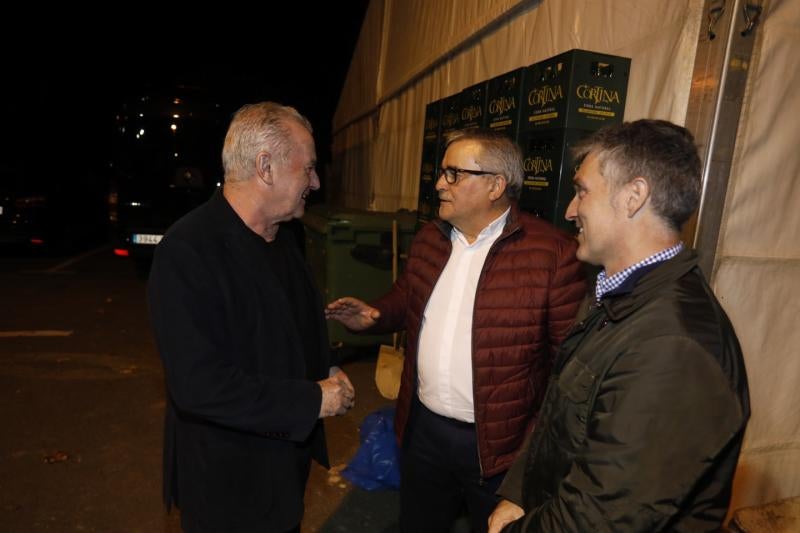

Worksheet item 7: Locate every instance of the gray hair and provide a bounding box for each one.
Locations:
[572,119,702,230]
[444,129,524,200]
[222,102,313,182]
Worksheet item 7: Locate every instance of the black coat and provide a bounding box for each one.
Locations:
[148,190,330,532]
[498,249,750,532]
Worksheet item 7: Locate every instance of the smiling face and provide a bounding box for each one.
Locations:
[270,119,319,221]
[564,151,628,271]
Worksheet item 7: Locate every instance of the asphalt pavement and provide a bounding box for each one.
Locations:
[0,245,398,532]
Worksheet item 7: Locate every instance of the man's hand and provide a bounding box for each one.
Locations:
[488,499,525,533]
[318,369,355,418]
[325,297,380,331]
[329,366,354,393]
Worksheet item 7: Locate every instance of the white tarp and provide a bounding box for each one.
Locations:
[331,0,800,513]
[712,0,800,511]
[379,0,529,98]
[332,0,702,210]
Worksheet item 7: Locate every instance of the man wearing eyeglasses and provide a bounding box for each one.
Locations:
[326,128,585,533]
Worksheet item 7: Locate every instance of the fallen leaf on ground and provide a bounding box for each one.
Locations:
[327,463,347,485]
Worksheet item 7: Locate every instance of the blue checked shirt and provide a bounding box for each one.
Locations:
[595,243,685,302]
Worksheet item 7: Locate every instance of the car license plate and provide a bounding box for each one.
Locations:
[132,233,163,245]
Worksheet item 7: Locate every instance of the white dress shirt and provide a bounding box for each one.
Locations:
[416,208,510,422]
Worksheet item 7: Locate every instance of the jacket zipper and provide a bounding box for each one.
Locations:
[471,222,521,481]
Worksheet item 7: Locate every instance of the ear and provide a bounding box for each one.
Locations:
[256,151,272,185]
[488,174,508,202]
[625,176,650,218]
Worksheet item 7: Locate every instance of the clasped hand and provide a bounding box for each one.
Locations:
[318,369,355,417]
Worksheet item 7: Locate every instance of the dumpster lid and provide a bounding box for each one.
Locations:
[302,204,417,233]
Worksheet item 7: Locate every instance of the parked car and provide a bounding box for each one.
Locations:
[108,86,229,274]
[1,166,107,254]
[0,186,49,248]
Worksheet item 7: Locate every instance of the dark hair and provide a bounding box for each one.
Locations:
[444,129,524,199]
[572,119,702,230]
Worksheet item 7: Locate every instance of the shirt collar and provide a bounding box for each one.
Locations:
[452,207,510,246]
[595,242,685,301]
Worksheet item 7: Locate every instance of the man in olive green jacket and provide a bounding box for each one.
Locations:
[489,119,750,532]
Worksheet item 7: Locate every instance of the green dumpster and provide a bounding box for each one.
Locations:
[301,205,418,348]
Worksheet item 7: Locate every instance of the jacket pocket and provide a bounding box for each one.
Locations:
[553,357,597,445]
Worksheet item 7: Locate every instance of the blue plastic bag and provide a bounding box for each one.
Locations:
[342,407,401,490]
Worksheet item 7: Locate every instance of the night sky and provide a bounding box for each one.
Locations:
[1,4,369,192]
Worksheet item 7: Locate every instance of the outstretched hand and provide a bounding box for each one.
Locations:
[325,297,380,331]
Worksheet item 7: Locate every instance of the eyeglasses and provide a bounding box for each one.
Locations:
[439,166,501,184]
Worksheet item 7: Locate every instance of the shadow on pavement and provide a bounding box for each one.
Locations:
[320,487,400,533]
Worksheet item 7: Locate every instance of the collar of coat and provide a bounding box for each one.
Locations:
[432,201,523,243]
[599,248,701,322]
[206,188,274,245]
[208,188,247,233]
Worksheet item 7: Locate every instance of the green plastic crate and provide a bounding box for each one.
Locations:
[302,205,417,347]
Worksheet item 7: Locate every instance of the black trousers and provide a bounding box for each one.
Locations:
[181,513,301,533]
[179,448,311,533]
[400,397,504,533]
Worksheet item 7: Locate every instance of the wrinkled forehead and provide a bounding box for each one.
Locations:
[444,139,483,162]
[285,120,316,158]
